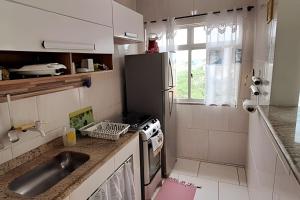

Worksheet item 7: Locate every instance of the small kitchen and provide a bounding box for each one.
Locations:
[0,0,300,200]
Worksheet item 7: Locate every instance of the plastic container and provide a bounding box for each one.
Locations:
[62,127,76,146]
[79,121,130,141]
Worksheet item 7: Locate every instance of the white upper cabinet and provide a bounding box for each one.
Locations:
[113,1,144,43]
[0,1,114,53]
[11,0,113,27]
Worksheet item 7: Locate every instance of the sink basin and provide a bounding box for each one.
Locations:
[8,151,90,197]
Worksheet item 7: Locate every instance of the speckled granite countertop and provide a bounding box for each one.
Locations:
[0,132,138,200]
[259,106,300,183]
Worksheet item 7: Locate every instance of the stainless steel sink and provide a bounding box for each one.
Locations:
[8,151,90,197]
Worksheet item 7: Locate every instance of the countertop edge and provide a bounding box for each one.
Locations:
[257,106,300,184]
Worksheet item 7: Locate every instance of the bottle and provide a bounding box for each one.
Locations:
[62,127,76,146]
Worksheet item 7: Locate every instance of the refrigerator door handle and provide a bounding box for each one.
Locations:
[169,58,174,88]
[169,90,174,116]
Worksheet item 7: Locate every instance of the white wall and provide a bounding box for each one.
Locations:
[177,105,249,166]
[253,0,277,105]
[254,0,300,106]
[269,0,300,106]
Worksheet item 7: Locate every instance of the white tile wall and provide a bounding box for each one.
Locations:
[177,128,209,160]
[37,89,81,133]
[0,45,136,164]
[177,104,249,165]
[208,131,247,165]
[0,102,11,142]
[11,97,39,127]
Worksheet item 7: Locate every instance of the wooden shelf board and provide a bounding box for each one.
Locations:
[0,70,113,86]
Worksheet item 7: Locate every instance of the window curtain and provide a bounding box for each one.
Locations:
[204,11,244,106]
[145,18,176,52]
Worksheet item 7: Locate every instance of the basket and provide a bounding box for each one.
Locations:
[79,121,130,141]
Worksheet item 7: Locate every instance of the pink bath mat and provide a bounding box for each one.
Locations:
[155,178,197,200]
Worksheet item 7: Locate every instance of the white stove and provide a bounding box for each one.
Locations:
[139,118,161,141]
[139,118,162,200]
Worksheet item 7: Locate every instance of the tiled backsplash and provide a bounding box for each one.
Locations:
[0,44,138,165]
[176,104,249,166]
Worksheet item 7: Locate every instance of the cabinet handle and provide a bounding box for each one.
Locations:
[42,40,95,51]
[124,32,138,39]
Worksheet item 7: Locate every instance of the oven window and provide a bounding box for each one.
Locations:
[148,143,161,180]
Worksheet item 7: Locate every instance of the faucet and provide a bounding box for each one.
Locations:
[8,129,20,143]
[32,121,46,137]
[5,95,46,144]
[7,121,47,144]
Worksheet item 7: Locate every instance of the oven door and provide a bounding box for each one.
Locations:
[143,133,162,185]
[148,141,161,181]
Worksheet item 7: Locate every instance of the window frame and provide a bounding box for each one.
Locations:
[175,24,207,104]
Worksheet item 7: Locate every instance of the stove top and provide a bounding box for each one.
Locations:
[123,113,152,131]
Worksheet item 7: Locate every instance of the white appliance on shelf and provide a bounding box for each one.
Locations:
[9,63,67,76]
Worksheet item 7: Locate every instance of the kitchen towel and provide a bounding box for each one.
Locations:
[150,130,164,157]
[107,173,122,200]
[123,162,135,200]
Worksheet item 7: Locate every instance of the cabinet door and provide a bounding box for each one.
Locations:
[69,157,115,200]
[247,112,277,200]
[0,1,114,53]
[114,135,141,200]
[11,0,113,27]
[113,1,144,42]
[273,155,300,200]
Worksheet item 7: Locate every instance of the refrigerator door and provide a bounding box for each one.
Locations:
[162,88,177,176]
[125,54,164,119]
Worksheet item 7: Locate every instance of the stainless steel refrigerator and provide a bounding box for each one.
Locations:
[125,52,177,177]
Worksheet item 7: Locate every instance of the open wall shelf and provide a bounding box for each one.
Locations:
[0,51,113,103]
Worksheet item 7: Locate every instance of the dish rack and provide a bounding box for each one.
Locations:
[79,121,130,141]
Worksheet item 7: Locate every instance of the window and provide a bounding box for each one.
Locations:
[174,23,242,106]
[175,25,207,102]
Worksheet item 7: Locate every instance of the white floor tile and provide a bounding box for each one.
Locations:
[238,168,248,186]
[172,158,200,177]
[219,182,249,200]
[198,162,239,185]
[178,175,218,200]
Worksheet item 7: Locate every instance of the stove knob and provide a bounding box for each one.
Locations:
[143,125,149,131]
[151,119,157,123]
